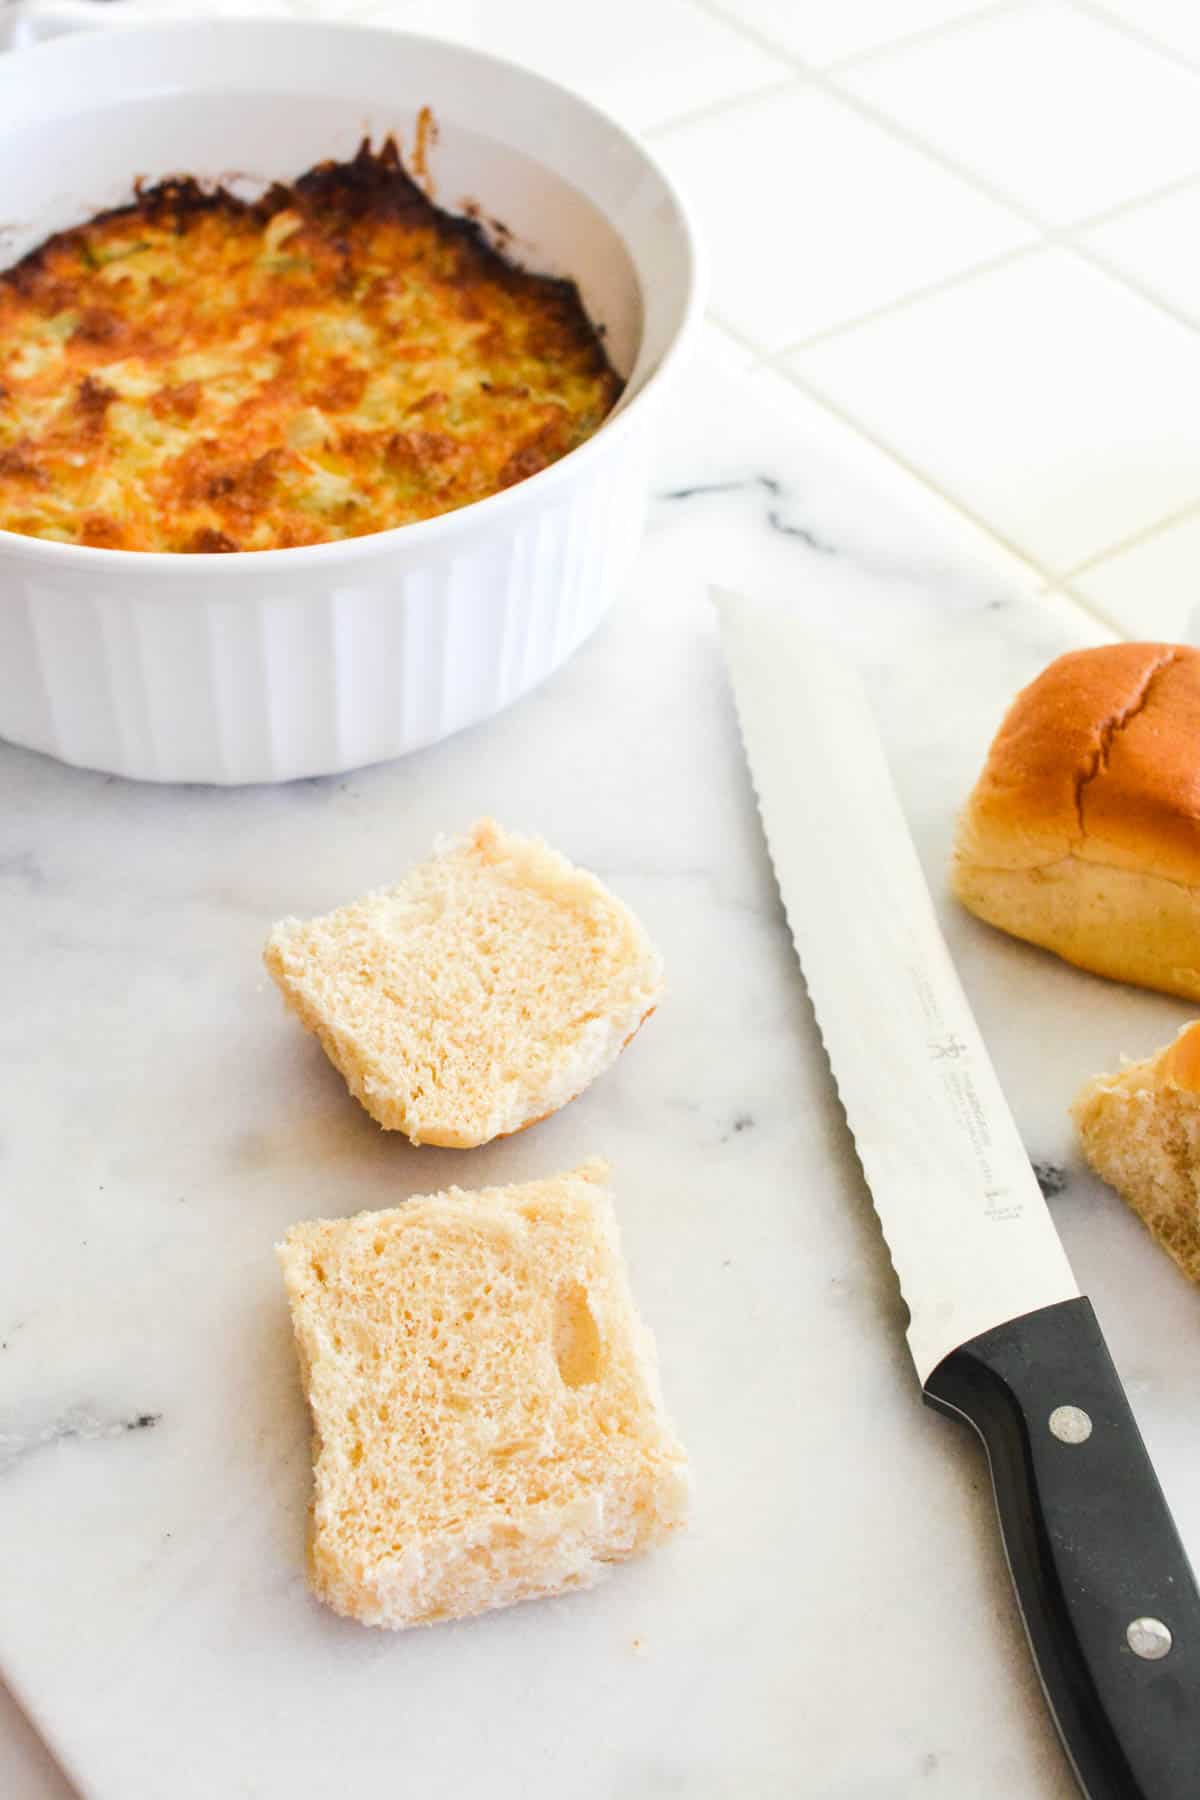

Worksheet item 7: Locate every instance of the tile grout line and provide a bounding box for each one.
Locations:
[754,345,1052,575]
[683,0,817,64]
[690,0,1053,224]
[820,0,1028,73]
[688,0,1022,78]
[759,349,1135,640]
[644,73,803,142]
[692,0,1200,97]
[702,309,774,373]
[1058,197,1200,323]
[1060,238,1200,337]
[1068,0,1200,83]
[695,270,1193,636]
[766,223,1200,360]
[1065,167,1200,233]
[765,313,1199,642]
[811,65,1200,266]
[1060,498,1200,583]
[769,242,1043,356]
[1056,579,1132,640]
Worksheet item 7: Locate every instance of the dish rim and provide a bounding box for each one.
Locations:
[0,17,704,576]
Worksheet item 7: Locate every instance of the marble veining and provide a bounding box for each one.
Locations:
[659,475,838,556]
[0,1409,161,1477]
[1,335,1198,1800]
[1032,1162,1070,1200]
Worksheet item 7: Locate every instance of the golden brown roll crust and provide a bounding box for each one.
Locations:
[953,644,1200,999]
[1160,1018,1200,1091]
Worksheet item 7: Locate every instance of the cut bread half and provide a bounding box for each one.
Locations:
[1072,1021,1200,1285]
[264,820,663,1148]
[277,1160,690,1629]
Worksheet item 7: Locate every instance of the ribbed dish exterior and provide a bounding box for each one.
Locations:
[0,441,649,784]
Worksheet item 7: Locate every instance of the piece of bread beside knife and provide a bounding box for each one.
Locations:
[953,640,1200,1284]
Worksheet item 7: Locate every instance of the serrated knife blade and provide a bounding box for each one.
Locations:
[717,590,1076,1379]
[717,589,1200,1800]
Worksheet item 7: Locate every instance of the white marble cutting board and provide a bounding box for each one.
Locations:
[3,337,1199,1800]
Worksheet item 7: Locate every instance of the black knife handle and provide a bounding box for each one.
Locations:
[924,1296,1200,1799]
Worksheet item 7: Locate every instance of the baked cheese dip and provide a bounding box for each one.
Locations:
[0,140,622,552]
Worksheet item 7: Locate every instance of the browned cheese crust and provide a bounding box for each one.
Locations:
[952,643,1200,998]
[0,140,622,552]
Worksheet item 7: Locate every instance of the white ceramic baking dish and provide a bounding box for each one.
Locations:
[0,21,701,783]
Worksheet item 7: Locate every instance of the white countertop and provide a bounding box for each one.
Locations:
[7,2,1200,1794]
[5,328,1200,1800]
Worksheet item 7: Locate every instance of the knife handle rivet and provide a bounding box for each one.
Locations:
[1048,1405,1093,1444]
[1126,1617,1173,1660]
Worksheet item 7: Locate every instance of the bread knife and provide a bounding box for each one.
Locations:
[716,589,1200,1800]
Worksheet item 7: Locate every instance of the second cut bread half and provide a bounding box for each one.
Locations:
[952,643,1200,1000]
[277,1160,690,1629]
[265,820,663,1147]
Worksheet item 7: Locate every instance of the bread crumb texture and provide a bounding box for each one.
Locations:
[277,1161,690,1629]
[264,820,664,1146]
[1073,1021,1200,1285]
[953,644,1200,998]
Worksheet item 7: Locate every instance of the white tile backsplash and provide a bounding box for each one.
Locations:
[349,0,790,130]
[656,81,1032,348]
[840,1,1200,225]
[1081,182,1200,327]
[1089,0,1200,68]
[1071,510,1200,643]
[705,0,995,66]
[789,248,1200,573]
